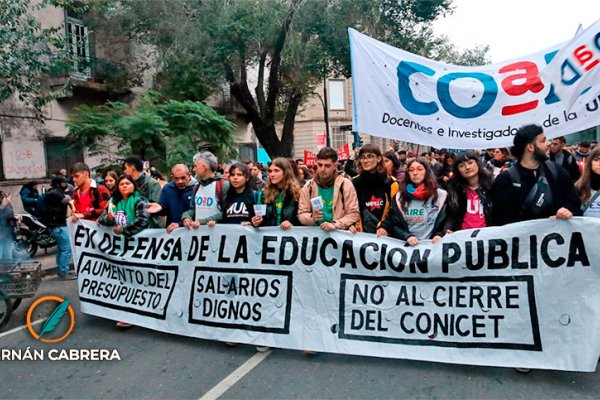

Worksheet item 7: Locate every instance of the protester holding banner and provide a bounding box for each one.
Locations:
[348,144,399,235]
[444,151,493,233]
[182,151,228,229]
[98,175,150,238]
[380,157,447,245]
[123,156,163,228]
[575,145,600,218]
[146,164,197,234]
[298,147,359,232]
[208,162,256,226]
[490,124,581,226]
[71,162,111,222]
[251,157,300,229]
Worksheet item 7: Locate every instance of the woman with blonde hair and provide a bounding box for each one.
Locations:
[251,157,301,229]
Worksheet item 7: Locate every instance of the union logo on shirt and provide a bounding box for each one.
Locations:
[365,195,384,211]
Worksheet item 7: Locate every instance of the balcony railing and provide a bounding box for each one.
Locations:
[48,53,129,87]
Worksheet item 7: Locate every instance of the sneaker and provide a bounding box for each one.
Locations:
[225,342,239,347]
[58,272,77,281]
[116,321,133,329]
[303,350,318,356]
[515,368,531,373]
[256,346,271,353]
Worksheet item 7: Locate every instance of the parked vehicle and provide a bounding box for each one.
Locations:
[0,260,42,329]
[13,214,56,258]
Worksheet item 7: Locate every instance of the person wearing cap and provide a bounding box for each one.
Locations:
[490,124,581,226]
[42,176,76,280]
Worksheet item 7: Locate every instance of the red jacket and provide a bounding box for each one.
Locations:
[73,180,111,220]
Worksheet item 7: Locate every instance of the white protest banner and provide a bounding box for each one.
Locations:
[349,28,600,149]
[68,218,600,372]
[541,18,600,110]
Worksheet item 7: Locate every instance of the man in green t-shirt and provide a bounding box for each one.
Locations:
[298,147,359,231]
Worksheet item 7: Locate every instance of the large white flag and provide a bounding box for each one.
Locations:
[541,18,600,110]
[349,28,600,149]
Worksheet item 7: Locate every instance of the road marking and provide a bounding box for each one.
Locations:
[0,318,47,339]
[199,350,272,400]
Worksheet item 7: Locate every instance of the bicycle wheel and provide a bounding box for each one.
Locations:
[0,291,12,330]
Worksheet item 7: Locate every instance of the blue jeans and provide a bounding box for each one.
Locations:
[0,238,12,260]
[51,227,72,275]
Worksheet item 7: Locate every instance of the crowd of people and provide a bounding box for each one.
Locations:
[1,123,599,337]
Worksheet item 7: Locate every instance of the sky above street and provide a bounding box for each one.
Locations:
[433,0,599,63]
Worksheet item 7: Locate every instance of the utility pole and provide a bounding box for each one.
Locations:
[322,76,331,147]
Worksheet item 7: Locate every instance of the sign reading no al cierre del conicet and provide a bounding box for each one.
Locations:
[349,24,600,149]
[69,218,600,372]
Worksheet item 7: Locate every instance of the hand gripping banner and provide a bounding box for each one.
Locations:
[69,218,600,371]
[349,28,600,149]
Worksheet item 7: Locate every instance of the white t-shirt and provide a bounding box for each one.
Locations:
[194,181,221,221]
[583,189,600,218]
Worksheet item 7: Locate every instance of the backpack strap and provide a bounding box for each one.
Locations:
[508,166,521,187]
[582,190,600,213]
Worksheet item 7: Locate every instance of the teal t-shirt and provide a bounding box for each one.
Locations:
[318,185,335,223]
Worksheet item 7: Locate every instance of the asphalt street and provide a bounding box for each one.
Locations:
[1,252,600,399]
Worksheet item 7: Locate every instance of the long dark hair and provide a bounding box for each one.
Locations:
[452,151,492,189]
[111,175,139,204]
[356,144,387,177]
[575,146,600,203]
[224,162,253,205]
[400,157,438,208]
[447,151,492,210]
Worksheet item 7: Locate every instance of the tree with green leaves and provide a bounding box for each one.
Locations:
[67,91,237,169]
[0,0,80,118]
[86,0,489,157]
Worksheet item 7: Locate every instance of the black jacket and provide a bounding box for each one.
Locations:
[41,188,69,228]
[490,161,582,226]
[550,149,581,183]
[381,190,448,241]
[257,190,299,227]
[444,185,492,232]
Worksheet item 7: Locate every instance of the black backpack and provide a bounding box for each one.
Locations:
[507,161,558,219]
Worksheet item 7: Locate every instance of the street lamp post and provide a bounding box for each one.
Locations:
[313,78,331,148]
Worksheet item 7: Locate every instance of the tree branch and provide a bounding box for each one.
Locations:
[255,50,267,119]
[265,0,303,124]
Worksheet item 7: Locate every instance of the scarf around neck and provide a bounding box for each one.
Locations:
[112,191,140,226]
[407,183,429,201]
[314,170,338,189]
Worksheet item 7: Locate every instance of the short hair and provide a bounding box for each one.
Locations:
[512,124,543,160]
[193,151,218,172]
[316,147,338,162]
[397,150,407,155]
[123,156,144,172]
[553,136,566,144]
[580,141,591,148]
[71,162,90,174]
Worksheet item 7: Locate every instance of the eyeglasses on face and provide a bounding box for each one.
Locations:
[358,154,377,161]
